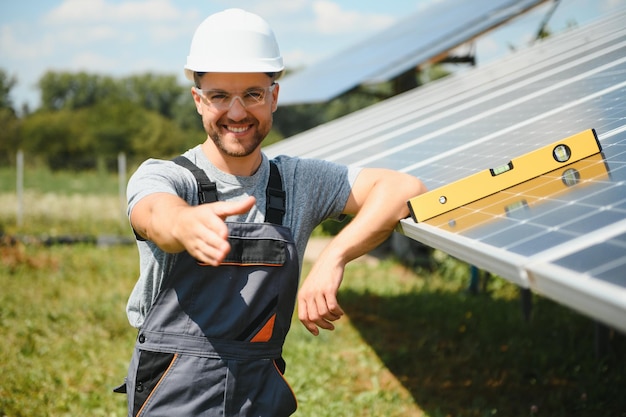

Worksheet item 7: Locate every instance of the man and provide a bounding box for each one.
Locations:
[121,8,425,417]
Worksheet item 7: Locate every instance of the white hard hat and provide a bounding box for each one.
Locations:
[184,8,284,80]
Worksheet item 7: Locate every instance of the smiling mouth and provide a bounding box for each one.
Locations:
[226,125,251,133]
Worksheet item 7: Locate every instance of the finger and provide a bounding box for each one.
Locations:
[298,300,321,336]
[192,239,230,266]
[211,196,256,220]
[187,222,232,265]
[309,296,336,331]
[322,294,345,319]
[197,240,231,265]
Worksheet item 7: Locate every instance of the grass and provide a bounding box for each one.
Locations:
[0,167,129,236]
[0,169,625,416]
[335,257,626,416]
[0,241,421,417]
[2,241,624,416]
[0,166,122,195]
[0,243,137,416]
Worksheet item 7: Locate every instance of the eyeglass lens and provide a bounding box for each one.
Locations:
[198,85,274,109]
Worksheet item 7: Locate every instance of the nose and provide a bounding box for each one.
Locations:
[226,96,247,120]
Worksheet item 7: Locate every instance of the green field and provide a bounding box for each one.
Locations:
[1,168,625,416]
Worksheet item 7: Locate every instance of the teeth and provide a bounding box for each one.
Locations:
[228,126,249,133]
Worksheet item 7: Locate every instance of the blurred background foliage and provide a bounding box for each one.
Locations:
[0,66,450,170]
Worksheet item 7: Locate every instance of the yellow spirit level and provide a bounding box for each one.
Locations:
[407,129,601,223]
[428,153,609,233]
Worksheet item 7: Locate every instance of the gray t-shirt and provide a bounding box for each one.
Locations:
[125,145,361,328]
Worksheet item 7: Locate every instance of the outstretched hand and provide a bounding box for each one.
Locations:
[297,254,346,336]
[172,196,256,266]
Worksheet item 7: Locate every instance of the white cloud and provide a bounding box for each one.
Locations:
[33,0,198,65]
[246,0,309,19]
[116,0,186,21]
[69,51,118,72]
[283,48,321,68]
[604,0,625,10]
[312,0,394,35]
[58,24,131,45]
[0,25,27,61]
[44,0,105,23]
[150,24,187,42]
[44,0,190,23]
[415,0,446,11]
[475,35,506,63]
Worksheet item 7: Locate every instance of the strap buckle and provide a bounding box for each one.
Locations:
[267,188,286,213]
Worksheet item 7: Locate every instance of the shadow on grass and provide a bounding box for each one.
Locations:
[340,285,626,417]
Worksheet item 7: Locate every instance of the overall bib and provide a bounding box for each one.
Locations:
[123,158,299,417]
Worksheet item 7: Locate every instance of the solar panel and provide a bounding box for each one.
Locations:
[266,9,626,332]
[277,0,551,105]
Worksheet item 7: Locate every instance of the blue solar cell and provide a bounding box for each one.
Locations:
[555,236,626,286]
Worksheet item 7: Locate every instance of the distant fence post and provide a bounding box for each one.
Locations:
[16,149,24,227]
[118,152,127,225]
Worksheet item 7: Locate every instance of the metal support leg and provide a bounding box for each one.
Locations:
[469,265,480,294]
[520,288,532,322]
[594,322,610,358]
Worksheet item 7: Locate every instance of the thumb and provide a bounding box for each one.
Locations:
[211,196,256,220]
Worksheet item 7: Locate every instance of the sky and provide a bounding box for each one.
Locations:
[1,0,623,111]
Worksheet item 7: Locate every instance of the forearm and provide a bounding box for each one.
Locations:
[321,207,399,268]
[130,193,254,265]
[131,193,190,253]
[322,170,425,266]
[297,170,425,335]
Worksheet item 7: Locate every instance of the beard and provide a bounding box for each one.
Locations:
[206,115,271,157]
[209,130,264,157]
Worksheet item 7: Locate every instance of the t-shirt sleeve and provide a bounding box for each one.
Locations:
[126,158,196,217]
[284,156,361,225]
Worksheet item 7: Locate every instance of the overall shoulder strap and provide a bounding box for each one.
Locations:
[265,161,285,225]
[172,156,218,204]
[172,156,285,225]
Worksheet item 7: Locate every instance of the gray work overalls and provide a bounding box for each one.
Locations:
[122,157,299,417]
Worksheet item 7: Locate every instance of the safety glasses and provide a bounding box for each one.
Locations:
[195,84,276,111]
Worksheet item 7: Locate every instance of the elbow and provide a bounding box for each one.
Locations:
[411,176,428,197]
[401,174,427,201]
[398,175,427,220]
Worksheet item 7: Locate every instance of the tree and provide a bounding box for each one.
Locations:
[38,71,123,111]
[122,73,185,119]
[0,69,17,113]
[25,71,206,169]
[21,98,198,170]
[273,84,388,138]
[0,107,20,164]
[20,109,90,169]
[0,69,20,164]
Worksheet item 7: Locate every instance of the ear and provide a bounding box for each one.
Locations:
[191,87,203,115]
[271,83,280,113]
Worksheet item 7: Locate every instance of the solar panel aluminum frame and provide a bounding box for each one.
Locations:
[525,219,626,334]
[398,220,531,287]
